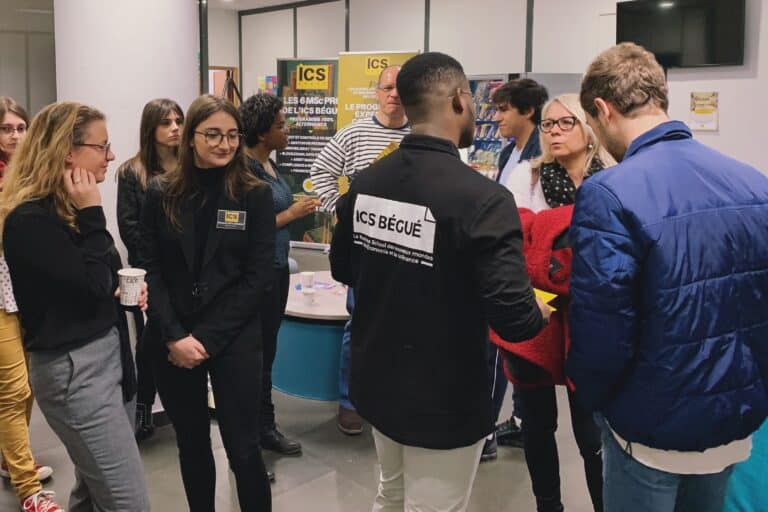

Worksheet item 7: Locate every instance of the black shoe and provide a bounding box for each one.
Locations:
[480,435,497,462]
[268,471,276,483]
[135,403,155,442]
[495,418,524,448]
[261,428,302,455]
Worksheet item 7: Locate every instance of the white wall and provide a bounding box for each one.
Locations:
[0,0,56,114]
[228,0,767,170]
[430,0,526,75]
[532,0,616,73]
[209,8,239,68]
[532,0,767,172]
[241,9,294,97]
[54,0,200,259]
[349,0,424,52]
[666,0,767,171]
[297,1,345,59]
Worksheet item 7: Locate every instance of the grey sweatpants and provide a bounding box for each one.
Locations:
[29,327,150,512]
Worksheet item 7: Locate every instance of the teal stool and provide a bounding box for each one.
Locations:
[272,316,345,401]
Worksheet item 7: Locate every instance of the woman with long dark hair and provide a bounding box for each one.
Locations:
[141,94,275,511]
[117,98,184,440]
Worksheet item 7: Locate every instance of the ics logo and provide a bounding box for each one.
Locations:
[364,57,390,76]
[296,64,330,90]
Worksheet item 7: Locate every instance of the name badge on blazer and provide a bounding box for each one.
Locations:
[216,210,247,230]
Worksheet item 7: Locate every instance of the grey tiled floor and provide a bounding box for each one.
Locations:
[0,388,594,511]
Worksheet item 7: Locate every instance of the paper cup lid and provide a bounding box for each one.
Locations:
[118,268,146,277]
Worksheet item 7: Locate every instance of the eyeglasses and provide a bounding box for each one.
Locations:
[76,142,112,155]
[195,130,242,147]
[540,116,578,133]
[0,124,27,135]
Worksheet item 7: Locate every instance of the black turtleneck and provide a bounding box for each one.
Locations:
[193,166,226,278]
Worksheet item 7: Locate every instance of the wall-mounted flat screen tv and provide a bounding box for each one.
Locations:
[616,0,745,67]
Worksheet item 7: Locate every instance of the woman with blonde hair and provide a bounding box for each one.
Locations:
[503,93,613,212]
[493,93,614,512]
[0,96,60,511]
[0,101,149,511]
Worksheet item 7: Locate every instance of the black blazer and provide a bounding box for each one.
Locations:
[139,181,276,358]
[117,166,146,266]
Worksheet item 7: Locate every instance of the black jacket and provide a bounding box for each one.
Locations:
[496,126,542,181]
[330,134,544,449]
[139,180,275,358]
[4,200,136,401]
[116,166,148,266]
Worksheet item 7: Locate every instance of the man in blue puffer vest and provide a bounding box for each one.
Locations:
[567,42,768,512]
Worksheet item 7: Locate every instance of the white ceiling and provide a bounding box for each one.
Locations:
[208,0,303,11]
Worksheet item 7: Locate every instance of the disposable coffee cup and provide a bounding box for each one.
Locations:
[118,268,146,306]
[301,287,316,306]
[300,271,315,289]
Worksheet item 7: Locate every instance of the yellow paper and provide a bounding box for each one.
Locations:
[374,141,400,162]
[534,288,558,311]
[338,175,350,195]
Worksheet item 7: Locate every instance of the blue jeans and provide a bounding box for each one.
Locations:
[338,288,355,410]
[599,416,734,512]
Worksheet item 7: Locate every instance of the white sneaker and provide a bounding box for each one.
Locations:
[0,461,54,482]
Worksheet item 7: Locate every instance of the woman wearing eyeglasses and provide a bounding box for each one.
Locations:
[493,94,614,512]
[0,97,63,511]
[0,97,28,177]
[140,95,275,511]
[117,98,184,441]
[0,101,149,511]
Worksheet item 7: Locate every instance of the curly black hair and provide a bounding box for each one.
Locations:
[238,93,284,148]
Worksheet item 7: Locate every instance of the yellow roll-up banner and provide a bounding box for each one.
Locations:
[337,51,418,129]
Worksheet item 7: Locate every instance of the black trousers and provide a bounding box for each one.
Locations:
[488,343,521,422]
[260,266,290,431]
[517,385,603,512]
[154,332,271,512]
[130,307,157,409]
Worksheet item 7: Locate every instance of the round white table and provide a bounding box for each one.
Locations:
[284,271,349,320]
[273,270,350,400]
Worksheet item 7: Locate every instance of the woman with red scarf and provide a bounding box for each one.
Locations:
[494,93,615,512]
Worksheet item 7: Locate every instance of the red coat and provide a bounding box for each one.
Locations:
[490,205,575,389]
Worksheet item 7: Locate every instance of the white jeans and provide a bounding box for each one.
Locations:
[372,428,484,512]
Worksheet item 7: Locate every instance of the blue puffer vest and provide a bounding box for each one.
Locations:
[567,121,768,451]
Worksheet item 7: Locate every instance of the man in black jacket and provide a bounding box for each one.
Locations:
[330,52,550,512]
